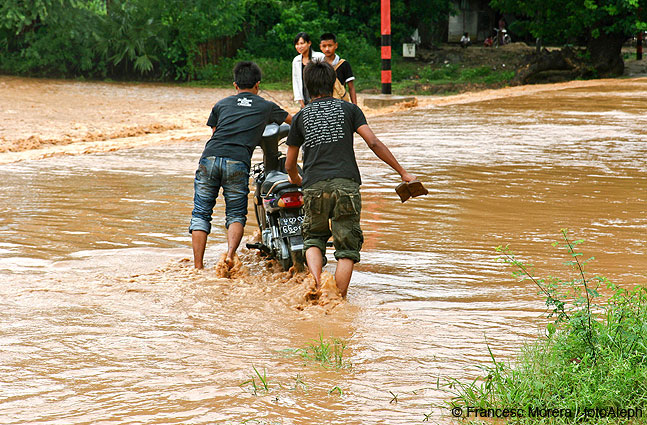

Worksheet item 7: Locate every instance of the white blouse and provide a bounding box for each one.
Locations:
[291,51,325,102]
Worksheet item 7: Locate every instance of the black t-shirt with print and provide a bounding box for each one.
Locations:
[286,97,367,188]
[335,60,354,85]
[202,92,288,168]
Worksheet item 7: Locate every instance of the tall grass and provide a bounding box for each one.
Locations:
[295,334,352,370]
[451,230,647,424]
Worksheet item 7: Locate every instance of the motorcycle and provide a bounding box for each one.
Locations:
[493,28,512,47]
[245,123,306,271]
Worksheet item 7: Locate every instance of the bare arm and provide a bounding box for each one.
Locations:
[285,145,302,186]
[284,113,293,125]
[347,80,357,105]
[356,124,415,182]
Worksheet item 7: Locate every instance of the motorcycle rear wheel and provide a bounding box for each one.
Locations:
[290,250,305,272]
[276,237,292,271]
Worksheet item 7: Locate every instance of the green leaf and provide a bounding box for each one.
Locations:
[584,0,598,10]
[586,288,600,298]
[134,54,154,73]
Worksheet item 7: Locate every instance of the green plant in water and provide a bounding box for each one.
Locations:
[240,365,270,396]
[449,230,647,423]
[253,365,269,392]
[329,386,343,396]
[292,373,307,392]
[495,229,602,358]
[297,334,352,370]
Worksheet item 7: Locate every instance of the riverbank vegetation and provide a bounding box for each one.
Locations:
[2,0,645,92]
[451,230,647,424]
[0,0,449,82]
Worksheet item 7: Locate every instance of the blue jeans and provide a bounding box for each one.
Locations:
[189,156,250,234]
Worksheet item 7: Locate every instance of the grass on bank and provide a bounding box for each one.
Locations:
[186,55,516,96]
[450,230,647,424]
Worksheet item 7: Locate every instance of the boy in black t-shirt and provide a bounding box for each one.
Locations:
[285,61,415,297]
[190,61,291,269]
[320,32,357,104]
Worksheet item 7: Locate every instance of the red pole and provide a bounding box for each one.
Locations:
[381,0,391,94]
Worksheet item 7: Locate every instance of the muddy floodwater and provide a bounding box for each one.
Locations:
[1,77,646,424]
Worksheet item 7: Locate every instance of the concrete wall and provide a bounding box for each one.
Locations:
[447,0,492,42]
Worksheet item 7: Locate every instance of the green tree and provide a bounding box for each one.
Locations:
[97,0,164,76]
[156,0,247,79]
[96,0,248,79]
[1,0,457,81]
[306,0,453,46]
[245,0,454,66]
[491,0,647,75]
[0,0,104,76]
[1,0,74,35]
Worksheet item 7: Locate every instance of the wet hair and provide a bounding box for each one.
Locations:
[320,32,337,43]
[303,61,336,98]
[233,61,261,89]
[294,32,313,60]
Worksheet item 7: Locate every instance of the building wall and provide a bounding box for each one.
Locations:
[447,0,493,42]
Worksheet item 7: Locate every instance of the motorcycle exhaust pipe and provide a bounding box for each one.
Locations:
[245,242,271,255]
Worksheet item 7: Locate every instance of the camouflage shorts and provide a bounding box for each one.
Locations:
[302,178,364,263]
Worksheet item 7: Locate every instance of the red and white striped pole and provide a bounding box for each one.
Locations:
[381,0,391,94]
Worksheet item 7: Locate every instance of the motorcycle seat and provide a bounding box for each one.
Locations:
[261,170,295,196]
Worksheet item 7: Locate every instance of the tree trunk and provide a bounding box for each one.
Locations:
[513,32,626,85]
[587,32,625,76]
[513,47,585,84]
[196,32,246,66]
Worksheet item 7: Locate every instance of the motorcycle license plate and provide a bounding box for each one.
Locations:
[278,216,303,237]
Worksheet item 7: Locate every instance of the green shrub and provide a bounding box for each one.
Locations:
[459,66,492,79]
[450,230,647,424]
[483,70,515,84]
[419,64,460,82]
[0,2,104,77]
[195,56,292,85]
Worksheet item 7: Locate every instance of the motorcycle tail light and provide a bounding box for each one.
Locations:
[278,192,303,208]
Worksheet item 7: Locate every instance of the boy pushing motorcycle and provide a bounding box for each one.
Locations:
[285,61,415,297]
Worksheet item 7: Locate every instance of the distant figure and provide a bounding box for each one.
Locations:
[460,32,471,48]
[319,32,357,104]
[484,36,493,47]
[498,17,507,45]
[292,32,325,109]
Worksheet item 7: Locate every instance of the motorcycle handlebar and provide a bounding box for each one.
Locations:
[261,123,290,143]
[260,123,290,173]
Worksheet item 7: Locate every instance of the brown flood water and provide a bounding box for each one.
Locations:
[1,77,646,424]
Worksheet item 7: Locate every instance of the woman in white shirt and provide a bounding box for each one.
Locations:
[292,32,325,108]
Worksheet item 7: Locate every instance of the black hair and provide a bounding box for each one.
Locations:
[233,61,261,89]
[294,32,313,60]
[303,61,336,98]
[319,32,336,43]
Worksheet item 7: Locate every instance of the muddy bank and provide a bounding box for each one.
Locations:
[3,74,647,164]
[0,76,287,160]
